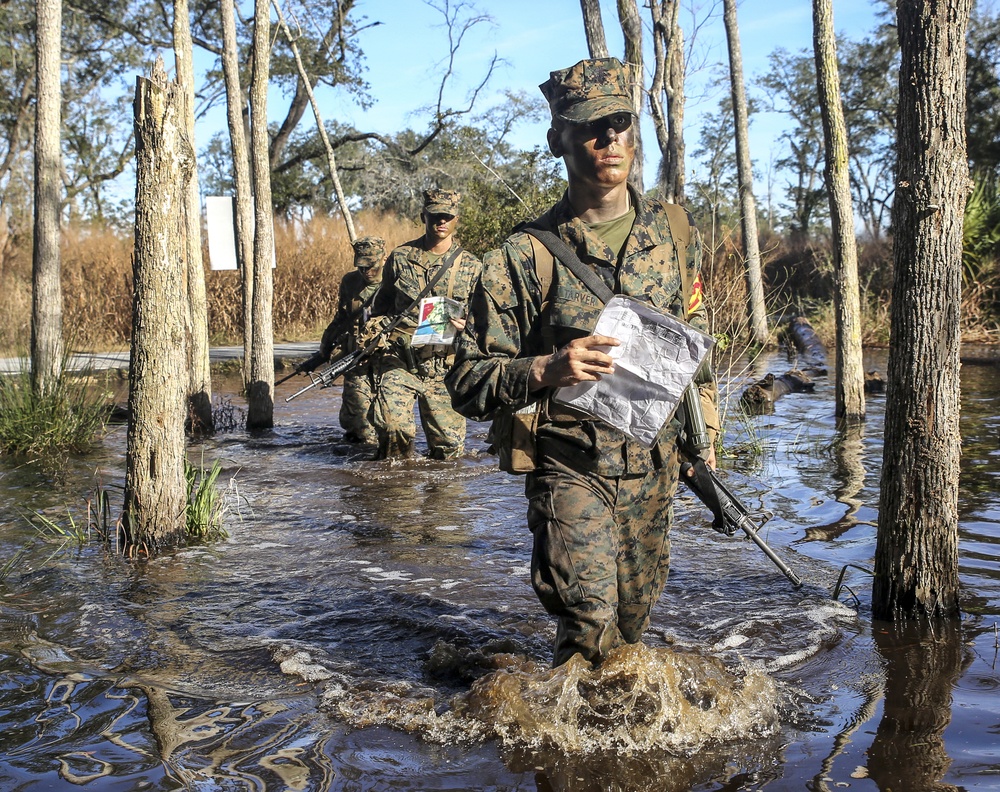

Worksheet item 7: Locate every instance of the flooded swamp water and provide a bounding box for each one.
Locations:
[0,347,998,791]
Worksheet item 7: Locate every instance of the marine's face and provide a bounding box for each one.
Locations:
[358,263,383,284]
[549,112,635,189]
[423,212,458,243]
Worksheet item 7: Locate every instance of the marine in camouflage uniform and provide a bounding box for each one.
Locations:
[312,236,386,444]
[446,58,720,666]
[369,189,483,459]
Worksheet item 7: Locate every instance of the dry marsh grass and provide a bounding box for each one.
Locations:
[0,211,418,355]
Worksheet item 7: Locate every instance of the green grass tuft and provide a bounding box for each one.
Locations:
[0,365,110,460]
[185,457,229,543]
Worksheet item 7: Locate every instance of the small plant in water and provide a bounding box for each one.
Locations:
[88,480,122,548]
[0,365,110,461]
[0,543,30,583]
[185,457,229,542]
[22,508,91,566]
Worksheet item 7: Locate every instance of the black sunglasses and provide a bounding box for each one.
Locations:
[570,113,634,139]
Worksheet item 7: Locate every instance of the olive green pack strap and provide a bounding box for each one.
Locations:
[663,203,695,314]
[527,234,556,308]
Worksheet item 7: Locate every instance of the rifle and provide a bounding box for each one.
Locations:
[284,306,417,402]
[275,350,328,388]
[284,346,369,401]
[680,385,804,588]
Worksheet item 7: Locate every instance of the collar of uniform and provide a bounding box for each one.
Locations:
[548,190,632,267]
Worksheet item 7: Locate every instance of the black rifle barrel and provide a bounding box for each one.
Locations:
[275,369,302,388]
[726,503,803,588]
[680,383,804,588]
[680,460,803,588]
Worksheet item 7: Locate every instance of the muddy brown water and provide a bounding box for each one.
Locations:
[0,348,998,791]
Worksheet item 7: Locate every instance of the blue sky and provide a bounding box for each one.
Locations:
[198,0,883,200]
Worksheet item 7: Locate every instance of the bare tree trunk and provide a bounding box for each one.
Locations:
[174,0,213,434]
[617,0,644,193]
[813,0,865,424]
[123,58,192,557]
[579,0,609,58]
[649,0,685,202]
[272,0,357,241]
[31,0,63,395]
[246,0,275,430]
[873,0,970,620]
[220,0,256,388]
[722,0,769,347]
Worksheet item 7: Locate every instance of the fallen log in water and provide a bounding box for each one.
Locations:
[740,370,816,414]
[865,370,885,394]
[781,316,828,376]
[740,317,885,413]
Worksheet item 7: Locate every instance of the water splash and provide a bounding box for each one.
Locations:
[319,641,780,755]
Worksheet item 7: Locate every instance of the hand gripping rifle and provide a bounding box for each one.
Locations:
[275,350,330,388]
[284,318,401,402]
[679,384,803,588]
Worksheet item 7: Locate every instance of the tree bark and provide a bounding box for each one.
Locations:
[722,0,769,347]
[31,0,64,395]
[246,0,275,430]
[617,0,644,193]
[123,58,192,557]
[813,0,865,424]
[873,0,970,620]
[174,0,213,434]
[578,0,609,59]
[649,0,685,202]
[220,0,256,388]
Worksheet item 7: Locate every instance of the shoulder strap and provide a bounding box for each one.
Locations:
[663,203,695,316]
[522,227,615,304]
[663,203,691,253]
[527,235,555,308]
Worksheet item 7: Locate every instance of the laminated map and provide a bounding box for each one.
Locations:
[411,296,466,346]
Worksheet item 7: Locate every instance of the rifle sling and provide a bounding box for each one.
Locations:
[521,227,616,305]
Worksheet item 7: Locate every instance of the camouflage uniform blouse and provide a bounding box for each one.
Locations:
[371,238,483,356]
[448,188,719,477]
[319,269,381,359]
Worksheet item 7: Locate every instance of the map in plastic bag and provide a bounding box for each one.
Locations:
[553,295,715,448]
[411,296,465,346]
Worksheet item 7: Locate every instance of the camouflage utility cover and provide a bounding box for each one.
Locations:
[539,57,634,123]
[423,189,461,216]
[352,235,386,267]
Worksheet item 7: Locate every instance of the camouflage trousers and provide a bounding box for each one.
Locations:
[339,367,376,444]
[371,353,466,459]
[525,450,681,667]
